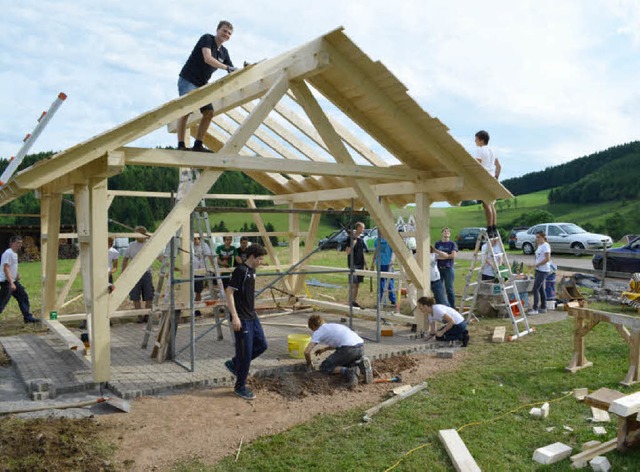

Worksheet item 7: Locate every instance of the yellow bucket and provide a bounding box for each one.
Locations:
[287,334,311,359]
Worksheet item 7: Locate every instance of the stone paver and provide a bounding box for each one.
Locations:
[1,313,453,400]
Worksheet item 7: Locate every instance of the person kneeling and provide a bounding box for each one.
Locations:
[304,314,373,388]
[417,296,469,347]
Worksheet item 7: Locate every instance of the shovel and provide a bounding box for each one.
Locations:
[0,396,131,415]
[373,375,402,384]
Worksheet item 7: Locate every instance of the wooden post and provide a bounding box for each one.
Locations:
[414,192,430,333]
[89,177,110,381]
[40,191,62,316]
[622,330,640,386]
[288,202,300,290]
[566,312,595,373]
[293,212,321,295]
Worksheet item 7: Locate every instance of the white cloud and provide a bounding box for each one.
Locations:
[1,0,640,182]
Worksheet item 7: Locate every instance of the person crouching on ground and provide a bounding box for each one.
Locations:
[304,314,373,388]
[417,296,469,347]
[224,243,268,400]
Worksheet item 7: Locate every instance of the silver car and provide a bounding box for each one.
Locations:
[515,222,612,255]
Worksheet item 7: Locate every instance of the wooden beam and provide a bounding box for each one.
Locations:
[271,177,463,204]
[108,190,275,200]
[121,146,425,181]
[108,73,291,313]
[40,192,62,316]
[290,79,425,289]
[41,319,86,355]
[438,429,481,472]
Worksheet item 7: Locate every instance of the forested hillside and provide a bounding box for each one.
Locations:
[0,150,272,229]
[502,141,640,198]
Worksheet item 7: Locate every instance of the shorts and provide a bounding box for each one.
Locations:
[319,344,364,374]
[194,276,204,294]
[129,271,154,302]
[178,76,213,112]
[350,264,364,284]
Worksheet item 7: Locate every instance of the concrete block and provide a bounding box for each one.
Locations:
[574,388,589,400]
[530,407,542,417]
[609,391,640,418]
[589,456,611,472]
[436,351,454,359]
[532,442,572,465]
[541,402,550,418]
[593,426,607,435]
[581,440,601,451]
[492,326,506,343]
[590,407,610,423]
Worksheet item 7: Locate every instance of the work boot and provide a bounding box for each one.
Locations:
[23,314,40,324]
[358,357,373,384]
[343,367,358,389]
[177,142,189,151]
[462,330,470,348]
[191,142,213,153]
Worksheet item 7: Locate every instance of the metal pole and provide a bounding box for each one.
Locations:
[189,216,196,372]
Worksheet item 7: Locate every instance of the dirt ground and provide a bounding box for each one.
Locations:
[96,353,464,471]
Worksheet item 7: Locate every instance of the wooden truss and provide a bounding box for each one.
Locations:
[0,28,511,381]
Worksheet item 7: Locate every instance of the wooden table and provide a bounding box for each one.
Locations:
[566,307,640,386]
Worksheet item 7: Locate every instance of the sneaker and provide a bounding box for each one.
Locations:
[177,143,189,151]
[358,357,373,384]
[23,315,40,324]
[224,359,237,377]
[234,386,255,400]
[462,330,470,347]
[538,308,547,313]
[191,143,213,153]
[194,310,202,317]
[351,301,361,308]
[526,309,538,315]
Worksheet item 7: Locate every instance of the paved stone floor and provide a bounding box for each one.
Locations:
[1,312,455,400]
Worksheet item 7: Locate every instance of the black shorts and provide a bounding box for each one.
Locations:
[130,271,154,302]
[350,264,364,284]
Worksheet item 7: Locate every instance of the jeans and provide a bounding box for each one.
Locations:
[232,318,268,390]
[0,280,32,318]
[377,264,396,304]
[178,76,213,112]
[320,344,364,374]
[440,322,468,341]
[439,266,456,308]
[533,270,548,310]
[431,279,449,307]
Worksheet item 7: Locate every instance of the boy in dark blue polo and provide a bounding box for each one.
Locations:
[224,244,268,400]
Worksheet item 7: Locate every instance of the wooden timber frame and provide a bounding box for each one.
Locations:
[0,28,511,382]
[566,307,640,386]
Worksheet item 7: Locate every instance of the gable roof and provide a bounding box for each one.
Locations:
[0,27,511,208]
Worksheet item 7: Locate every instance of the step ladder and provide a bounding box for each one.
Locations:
[1,92,67,187]
[459,230,533,340]
[142,167,230,356]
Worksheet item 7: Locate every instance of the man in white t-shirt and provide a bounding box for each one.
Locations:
[193,236,214,311]
[107,236,120,285]
[528,231,552,315]
[304,314,373,387]
[417,296,469,347]
[0,236,38,323]
[474,130,502,238]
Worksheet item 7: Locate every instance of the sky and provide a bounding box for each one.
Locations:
[2,0,640,181]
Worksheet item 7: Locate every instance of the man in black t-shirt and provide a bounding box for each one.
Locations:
[345,222,367,308]
[177,20,236,153]
[223,243,268,400]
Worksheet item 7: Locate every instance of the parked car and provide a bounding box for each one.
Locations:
[592,236,640,273]
[364,226,416,252]
[318,230,350,251]
[508,226,529,250]
[515,223,612,255]
[456,227,485,250]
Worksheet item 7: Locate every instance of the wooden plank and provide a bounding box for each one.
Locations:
[609,392,640,418]
[585,387,626,411]
[492,326,507,343]
[41,192,62,316]
[438,429,481,472]
[42,319,85,355]
[569,438,616,464]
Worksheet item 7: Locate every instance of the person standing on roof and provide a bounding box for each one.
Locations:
[474,130,501,238]
[177,21,236,153]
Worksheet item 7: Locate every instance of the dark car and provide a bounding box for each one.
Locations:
[592,237,640,273]
[318,230,350,251]
[509,226,529,250]
[456,227,485,250]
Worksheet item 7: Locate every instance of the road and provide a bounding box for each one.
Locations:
[456,249,596,271]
